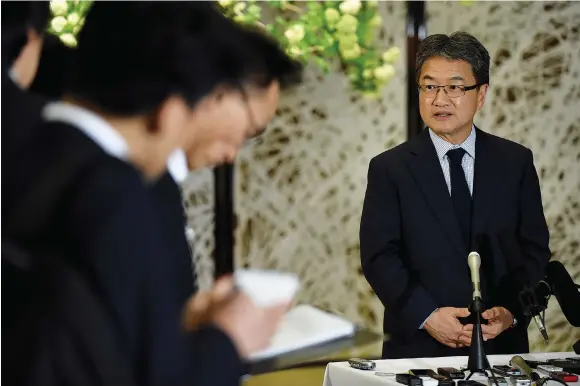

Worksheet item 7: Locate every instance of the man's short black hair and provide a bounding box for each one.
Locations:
[1,2,50,67]
[416,32,490,85]
[68,2,303,116]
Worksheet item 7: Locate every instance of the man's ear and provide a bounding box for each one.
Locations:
[149,96,190,136]
[476,84,488,112]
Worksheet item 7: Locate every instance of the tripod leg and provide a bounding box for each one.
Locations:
[466,372,474,381]
[487,368,500,386]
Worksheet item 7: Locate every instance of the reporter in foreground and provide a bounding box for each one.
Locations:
[3,3,302,385]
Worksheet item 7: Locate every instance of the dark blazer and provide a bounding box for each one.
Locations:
[360,128,550,359]
[4,122,242,386]
[1,74,46,163]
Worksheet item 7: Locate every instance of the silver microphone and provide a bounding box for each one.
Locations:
[468,252,482,299]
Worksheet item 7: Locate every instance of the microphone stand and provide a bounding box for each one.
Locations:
[465,295,499,386]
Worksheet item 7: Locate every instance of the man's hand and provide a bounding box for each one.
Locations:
[463,307,513,342]
[424,307,472,348]
[182,276,235,331]
[181,276,289,359]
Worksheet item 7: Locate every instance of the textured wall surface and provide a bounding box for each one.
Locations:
[181,1,580,356]
[426,0,580,354]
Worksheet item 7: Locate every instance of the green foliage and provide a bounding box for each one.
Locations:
[48,0,401,96]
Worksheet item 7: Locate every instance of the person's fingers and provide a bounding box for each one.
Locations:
[453,307,471,318]
[211,276,236,302]
[182,292,213,330]
[481,324,500,339]
[463,324,474,333]
[191,292,212,312]
[482,307,499,319]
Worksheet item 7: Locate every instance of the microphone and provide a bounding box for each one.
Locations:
[468,252,482,299]
[510,355,541,382]
[519,281,550,344]
[520,261,580,346]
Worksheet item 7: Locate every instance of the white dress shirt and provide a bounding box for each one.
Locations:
[42,101,189,182]
[419,125,477,329]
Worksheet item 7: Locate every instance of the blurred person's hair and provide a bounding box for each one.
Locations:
[1,2,50,67]
[68,2,303,116]
[416,32,490,85]
[29,34,76,99]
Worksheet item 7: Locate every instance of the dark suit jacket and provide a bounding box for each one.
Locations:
[360,128,551,359]
[3,122,242,386]
[1,74,46,163]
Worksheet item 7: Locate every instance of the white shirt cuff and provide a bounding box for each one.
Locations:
[419,308,439,329]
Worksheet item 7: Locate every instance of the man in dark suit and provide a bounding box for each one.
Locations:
[1,3,196,297]
[4,3,302,385]
[360,32,550,359]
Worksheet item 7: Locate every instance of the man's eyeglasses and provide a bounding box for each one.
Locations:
[417,84,481,98]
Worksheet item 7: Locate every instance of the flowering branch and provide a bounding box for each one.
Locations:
[48,0,402,97]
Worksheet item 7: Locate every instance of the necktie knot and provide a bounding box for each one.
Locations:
[447,148,466,166]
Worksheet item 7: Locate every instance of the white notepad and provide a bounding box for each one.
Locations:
[234,269,300,307]
[249,304,356,361]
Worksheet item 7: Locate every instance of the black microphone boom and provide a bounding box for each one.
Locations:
[546,261,580,327]
[519,260,580,346]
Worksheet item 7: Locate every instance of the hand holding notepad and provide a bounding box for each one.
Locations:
[233,269,356,362]
[183,269,356,362]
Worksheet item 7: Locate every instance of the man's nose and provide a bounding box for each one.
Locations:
[433,87,450,106]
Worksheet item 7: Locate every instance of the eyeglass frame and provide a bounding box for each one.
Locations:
[239,87,267,146]
[417,84,482,98]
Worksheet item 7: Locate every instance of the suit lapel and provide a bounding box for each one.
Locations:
[406,130,466,254]
[471,128,498,248]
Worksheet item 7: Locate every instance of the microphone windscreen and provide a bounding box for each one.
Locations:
[510,355,533,379]
[546,261,580,327]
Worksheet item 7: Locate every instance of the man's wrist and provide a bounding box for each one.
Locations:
[419,307,439,329]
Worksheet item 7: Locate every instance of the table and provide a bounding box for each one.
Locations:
[323,352,578,386]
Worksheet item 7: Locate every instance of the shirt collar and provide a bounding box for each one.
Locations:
[42,101,189,182]
[43,101,129,159]
[428,124,476,161]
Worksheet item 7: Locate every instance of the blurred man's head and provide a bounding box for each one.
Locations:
[2,2,50,88]
[416,32,489,143]
[68,3,302,177]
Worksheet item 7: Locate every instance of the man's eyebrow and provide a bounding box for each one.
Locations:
[449,76,465,81]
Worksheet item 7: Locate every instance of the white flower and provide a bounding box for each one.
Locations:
[59,33,78,47]
[339,0,362,15]
[324,8,340,24]
[218,0,233,7]
[338,33,358,49]
[369,14,382,27]
[67,12,80,26]
[366,0,379,8]
[284,24,305,44]
[341,44,361,60]
[51,16,67,33]
[287,47,303,57]
[374,64,395,82]
[362,69,373,79]
[233,2,246,13]
[336,14,358,34]
[50,0,68,16]
[382,46,401,63]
